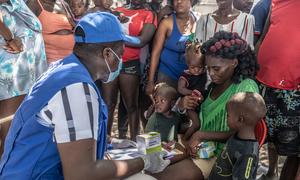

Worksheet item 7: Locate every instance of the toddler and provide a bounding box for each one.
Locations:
[145,83,181,144]
[178,40,207,140]
[209,92,267,180]
[70,0,88,22]
[88,0,113,13]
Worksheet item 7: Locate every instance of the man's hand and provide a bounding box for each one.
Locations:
[111,138,137,149]
[142,152,170,174]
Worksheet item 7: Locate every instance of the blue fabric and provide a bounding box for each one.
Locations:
[0,54,107,179]
[158,13,189,80]
[75,12,135,44]
[251,0,271,35]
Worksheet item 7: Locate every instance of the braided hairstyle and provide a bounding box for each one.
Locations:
[201,31,259,83]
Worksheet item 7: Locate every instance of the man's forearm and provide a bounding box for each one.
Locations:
[75,158,144,180]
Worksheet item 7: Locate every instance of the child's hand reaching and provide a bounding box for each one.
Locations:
[162,141,176,151]
[192,90,204,103]
[4,37,23,54]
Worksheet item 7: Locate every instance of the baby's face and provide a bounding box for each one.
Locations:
[186,48,205,75]
[188,64,205,76]
[99,0,113,9]
[154,95,173,114]
[71,0,86,17]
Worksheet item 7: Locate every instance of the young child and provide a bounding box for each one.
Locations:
[145,83,181,144]
[70,0,88,21]
[209,92,267,180]
[86,0,128,23]
[87,0,113,13]
[178,40,207,140]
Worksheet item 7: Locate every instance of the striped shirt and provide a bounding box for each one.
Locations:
[195,11,255,48]
[38,82,99,143]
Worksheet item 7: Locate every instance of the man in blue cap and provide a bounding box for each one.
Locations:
[0,12,170,179]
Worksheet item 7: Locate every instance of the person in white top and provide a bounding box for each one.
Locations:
[195,0,255,48]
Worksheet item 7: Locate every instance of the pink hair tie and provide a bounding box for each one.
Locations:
[220,39,226,45]
[209,46,217,52]
[235,39,243,45]
[224,41,231,47]
[215,42,222,49]
[230,40,235,45]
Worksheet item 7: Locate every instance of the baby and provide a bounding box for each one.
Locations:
[209,92,267,180]
[70,0,88,21]
[178,40,207,140]
[145,83,181,145]
[88,0,113,13]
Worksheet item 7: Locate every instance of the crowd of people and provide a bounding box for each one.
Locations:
[0,0,299,179]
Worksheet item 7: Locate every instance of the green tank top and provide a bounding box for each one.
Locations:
[199,79,259,156]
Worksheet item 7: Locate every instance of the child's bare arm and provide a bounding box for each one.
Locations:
[183,110,200,140]
[178,77,193,96]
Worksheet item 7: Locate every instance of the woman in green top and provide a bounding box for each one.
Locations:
[153,31,260,180]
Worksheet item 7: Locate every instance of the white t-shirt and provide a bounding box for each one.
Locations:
[37,82,99,143]
[195,11,255,48]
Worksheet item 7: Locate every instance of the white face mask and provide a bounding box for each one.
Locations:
[102,48,123,83]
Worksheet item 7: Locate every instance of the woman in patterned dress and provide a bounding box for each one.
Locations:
[0,0,47,154]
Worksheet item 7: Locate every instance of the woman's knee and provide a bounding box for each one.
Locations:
[154,159,204,180]
[124,102,138,114]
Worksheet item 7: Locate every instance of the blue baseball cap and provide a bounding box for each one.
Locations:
[74,12,136,44]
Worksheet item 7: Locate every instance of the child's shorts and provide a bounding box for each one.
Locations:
[192,156,217,179]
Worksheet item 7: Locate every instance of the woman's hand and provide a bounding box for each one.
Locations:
[4,37,23,53]
[187,131,203,157]
[178,95,199,110]
[146,81,155,97]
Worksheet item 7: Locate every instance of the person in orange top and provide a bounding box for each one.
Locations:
[101,0,157,140]
[27,0,75,64]
[256,0,300,180]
